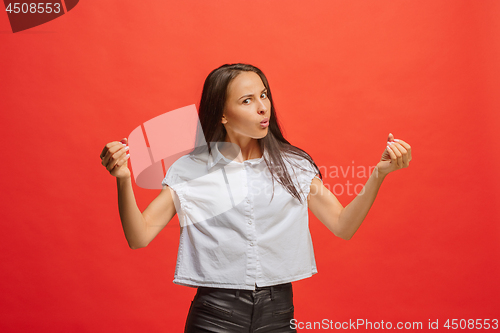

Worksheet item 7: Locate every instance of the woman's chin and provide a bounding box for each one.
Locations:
[255,129,269,139]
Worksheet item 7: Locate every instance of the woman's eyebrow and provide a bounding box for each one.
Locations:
[238,88,267,100]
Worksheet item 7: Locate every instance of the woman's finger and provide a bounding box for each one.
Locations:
[394,139,409,148]
[102,142,126,167]
[388,142,403,168]
[394,141,411,167]
[106,145,128,171]
[115,151,131,170]
[99,145,108,160]
[399,147,409,167]
[110,152,130,175]
[386,144,398,167]
[394,139,412,161]
[111,146,129,171]
[402,152,410,167]
[381,142,391,160]
[391,142,407,155]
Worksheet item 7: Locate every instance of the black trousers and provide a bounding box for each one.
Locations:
[184,283,297,333]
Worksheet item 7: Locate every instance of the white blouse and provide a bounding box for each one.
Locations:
[161,142,321,290]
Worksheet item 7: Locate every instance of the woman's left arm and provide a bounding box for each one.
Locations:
[308,133,412,240]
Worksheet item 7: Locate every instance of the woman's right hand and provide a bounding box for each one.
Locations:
[100,137,131,179]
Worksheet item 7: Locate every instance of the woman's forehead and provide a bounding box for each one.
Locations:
[228,72,265,96]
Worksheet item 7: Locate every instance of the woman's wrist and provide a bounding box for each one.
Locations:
[116,174,132,185]
[374,163,389,180]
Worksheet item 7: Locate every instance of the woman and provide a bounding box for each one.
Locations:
[99,63,412,332]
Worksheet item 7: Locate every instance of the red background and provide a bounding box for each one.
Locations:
[1,0,499,331]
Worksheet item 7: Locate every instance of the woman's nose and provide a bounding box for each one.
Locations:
[257,101,268,114]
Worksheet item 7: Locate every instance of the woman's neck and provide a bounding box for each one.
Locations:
[222,134,262,162]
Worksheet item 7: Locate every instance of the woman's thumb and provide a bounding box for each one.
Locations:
[120,137,128,144]
[387,133,394,142]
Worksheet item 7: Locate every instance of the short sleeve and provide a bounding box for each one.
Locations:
[161,164,174,188]
[160,156,191,225]
[160,155,190,189]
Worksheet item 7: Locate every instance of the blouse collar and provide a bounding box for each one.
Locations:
[207,142,267,170]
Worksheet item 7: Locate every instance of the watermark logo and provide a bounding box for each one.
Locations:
[127,104,208,190]
[3,0,79,33]
[126,104,250,226]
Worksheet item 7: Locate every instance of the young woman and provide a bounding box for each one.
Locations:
[99,63,412,332]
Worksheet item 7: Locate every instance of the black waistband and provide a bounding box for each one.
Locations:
[197,282,292,293]
[197,282,292,301]
[255,282,292,291]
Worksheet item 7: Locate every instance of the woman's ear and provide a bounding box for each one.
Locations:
[221,115,227,124]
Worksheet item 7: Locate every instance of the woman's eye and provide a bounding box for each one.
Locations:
[243,92,266,104]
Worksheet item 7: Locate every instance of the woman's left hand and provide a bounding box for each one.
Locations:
[376,133,412,177]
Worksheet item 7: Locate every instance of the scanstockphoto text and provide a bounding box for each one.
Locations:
[289,318,499,330]
[259,161,380,197]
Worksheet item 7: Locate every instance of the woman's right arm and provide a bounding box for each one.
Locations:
[101,138,177,249]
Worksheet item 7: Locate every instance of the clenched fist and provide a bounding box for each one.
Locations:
[377,133,412,177]
[100,138,131,179]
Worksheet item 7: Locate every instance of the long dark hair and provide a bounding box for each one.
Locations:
[194,63,322,204]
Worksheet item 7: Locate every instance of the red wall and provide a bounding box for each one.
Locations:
[1,0,499,331]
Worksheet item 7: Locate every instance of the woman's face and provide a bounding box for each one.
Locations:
[222,71,271,141]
